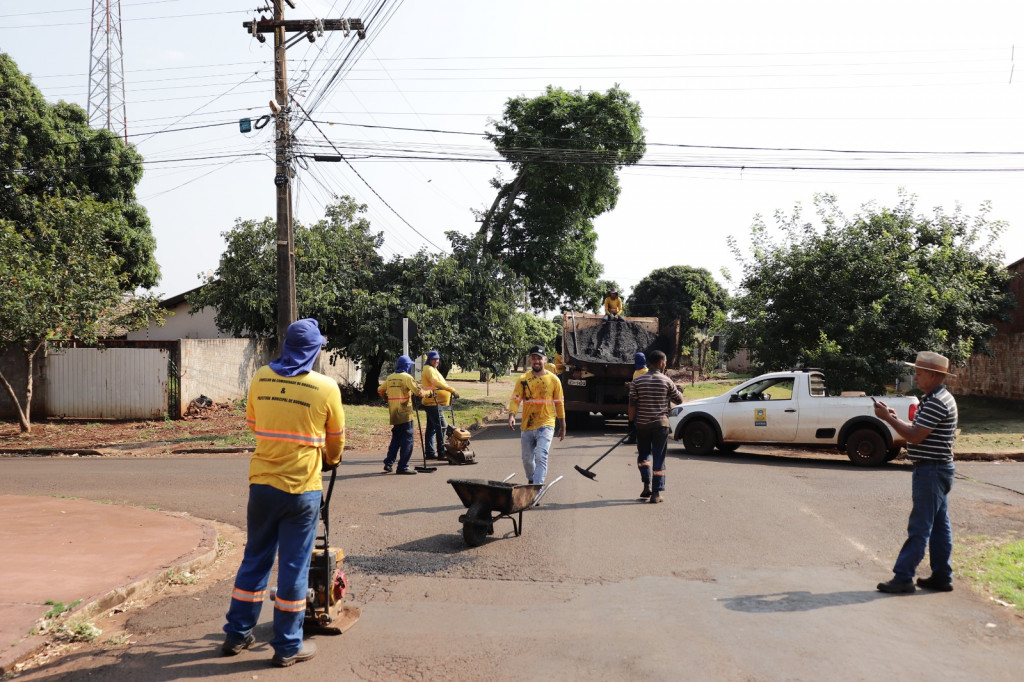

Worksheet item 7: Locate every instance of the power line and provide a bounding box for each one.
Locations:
[291,93,448,252]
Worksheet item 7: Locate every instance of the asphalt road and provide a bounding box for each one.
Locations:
[3,424,1024,681]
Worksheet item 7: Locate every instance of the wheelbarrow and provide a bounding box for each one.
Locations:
[448,474,562,547]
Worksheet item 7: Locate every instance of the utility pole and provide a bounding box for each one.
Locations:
[243,3,366,346]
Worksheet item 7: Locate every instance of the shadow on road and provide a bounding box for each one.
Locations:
[719,589,891,613]
[669,447,913,472]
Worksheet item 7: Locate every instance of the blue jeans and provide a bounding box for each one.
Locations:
[893,460,955,582]
[224,484,320,658]
[637,424,670,491]
[521,426,554,484]
[384,421,415,471]
[423,405,447,456]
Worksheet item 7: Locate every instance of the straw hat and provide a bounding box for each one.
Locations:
[903,351,955,376]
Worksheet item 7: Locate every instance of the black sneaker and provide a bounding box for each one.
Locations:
[424,453,437,460]
[221,632,255,656]
[271,642,317,667]
[916,575,953,592]
[877,578,916,593]
[383,464,393,473]
[649,491,663,503]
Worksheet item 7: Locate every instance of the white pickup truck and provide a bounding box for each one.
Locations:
[668,369,920,466]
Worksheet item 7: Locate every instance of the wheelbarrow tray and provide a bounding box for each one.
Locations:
[448,478,541,514]
[448,478,543,546]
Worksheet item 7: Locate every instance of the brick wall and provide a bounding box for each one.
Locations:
[954,333,1024,401]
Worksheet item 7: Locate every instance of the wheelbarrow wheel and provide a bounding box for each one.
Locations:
[462,501,490,547]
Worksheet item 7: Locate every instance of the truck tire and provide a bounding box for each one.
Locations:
[682,420,716,455]
[846,428,887,466]
[885,446,902,462]
[717,443,740,453]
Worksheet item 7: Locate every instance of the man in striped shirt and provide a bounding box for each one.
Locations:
[223,319,344,666]
[873,351,958,594]
[628,350,684,504]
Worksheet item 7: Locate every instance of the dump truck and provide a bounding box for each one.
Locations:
[558,312,680,428]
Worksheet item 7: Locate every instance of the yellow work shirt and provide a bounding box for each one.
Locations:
[553,353,565,375]
[245,366,345,494]
[378,371,421,425]
[603,295,623,315]
[633,367,649,380]
[508,370,565,432]
[421,364,455,406]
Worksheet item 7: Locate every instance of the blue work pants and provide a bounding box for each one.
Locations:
[893,460,955,582]
[224,484,320,658]
[384,421,416,471]
[423,404,448,456]
[637,424,670,492]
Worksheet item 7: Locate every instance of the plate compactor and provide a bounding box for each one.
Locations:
[440,404,477,465]
[273,466,361,635]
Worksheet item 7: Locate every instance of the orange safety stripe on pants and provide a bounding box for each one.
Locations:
[273,596,306,612]
[231,586,266,602]
[638,461,651,468]
[653,469,666,475]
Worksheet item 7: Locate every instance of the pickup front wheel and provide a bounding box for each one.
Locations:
[682,420,717,455]
[846,428,887,466]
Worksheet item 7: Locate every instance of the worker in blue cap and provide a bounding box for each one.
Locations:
[222,318,343,666]
[378,355,425,474]
[421,350,460,459]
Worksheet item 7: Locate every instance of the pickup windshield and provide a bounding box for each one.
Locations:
[730,377,794,401]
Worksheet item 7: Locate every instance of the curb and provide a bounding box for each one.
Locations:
[0,517,220,676]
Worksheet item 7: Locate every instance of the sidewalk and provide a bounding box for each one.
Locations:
[0,495,218,675]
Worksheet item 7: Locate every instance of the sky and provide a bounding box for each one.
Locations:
[2,0,1023,303]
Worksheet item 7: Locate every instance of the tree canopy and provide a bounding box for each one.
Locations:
[0,198,163,431]
[727,193,1015,392]
[0,53,159,289]
[193,198,528,400]
[472,85,646,311]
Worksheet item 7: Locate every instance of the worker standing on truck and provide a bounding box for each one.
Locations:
[222,318,343,667]
[378,355,425,474]
[873,351,958,594]
[628,350,683,503]
[508,345,566,484]
[420,350,459,460]
[624,351,649,445]
[603,289,623,320]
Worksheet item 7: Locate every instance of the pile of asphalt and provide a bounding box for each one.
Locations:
[568,319,658,364]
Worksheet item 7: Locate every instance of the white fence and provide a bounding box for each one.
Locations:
[44,348,169,419]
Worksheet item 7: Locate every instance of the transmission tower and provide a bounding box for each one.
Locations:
[87,0,128,143]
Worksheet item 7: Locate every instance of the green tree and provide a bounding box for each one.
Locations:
[727,192,1015,392]
[191,198,527,401]
[0,53,158,289]
[0,198,163,432]
[627,265,728,368]
[472,85,646,311]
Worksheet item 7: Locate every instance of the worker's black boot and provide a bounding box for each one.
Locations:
[640,484,651,499]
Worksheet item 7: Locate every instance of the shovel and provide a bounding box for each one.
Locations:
[574,434,630,481]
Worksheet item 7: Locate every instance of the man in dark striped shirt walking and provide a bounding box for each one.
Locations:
[628,350,684,504]
[873,351,959,594]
